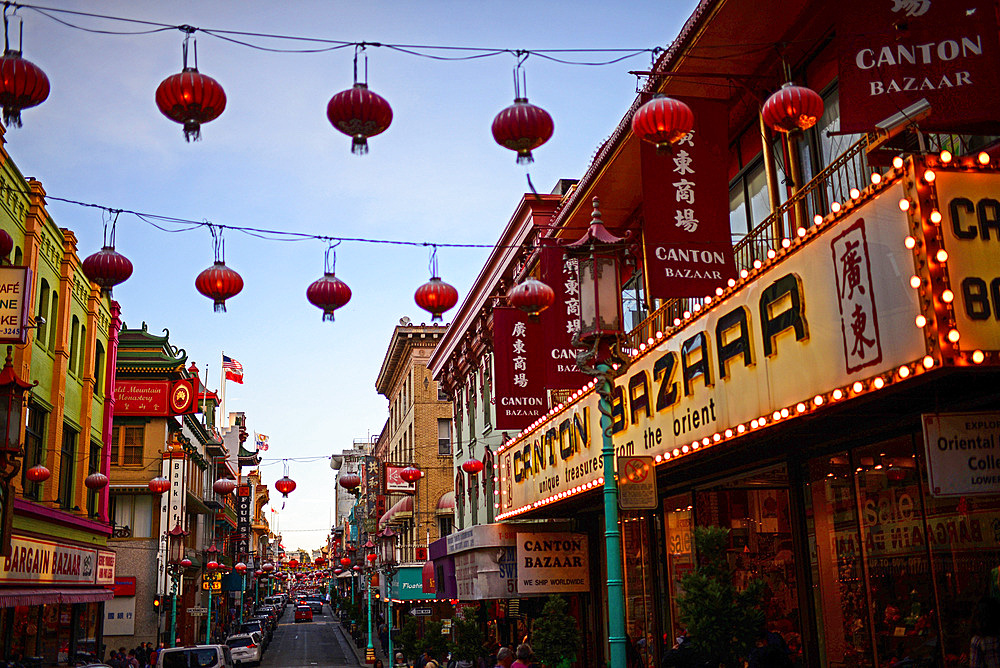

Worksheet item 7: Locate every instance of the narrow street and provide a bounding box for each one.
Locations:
[259,605,365,668]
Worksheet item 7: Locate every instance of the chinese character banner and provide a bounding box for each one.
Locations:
[493,307,548,430]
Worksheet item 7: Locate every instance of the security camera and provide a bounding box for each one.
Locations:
[875,98,932,135]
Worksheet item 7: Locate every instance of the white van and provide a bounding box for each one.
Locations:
[156,645,235,668]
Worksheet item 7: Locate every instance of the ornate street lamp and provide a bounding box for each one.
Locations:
[166,524,189,648]
[204,543,221,644]
[563,197,630,668]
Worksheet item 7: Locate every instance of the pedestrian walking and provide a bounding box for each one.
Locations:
[495,647,514,668]
[512,644,532,668]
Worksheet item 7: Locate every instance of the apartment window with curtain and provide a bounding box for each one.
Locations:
[438,418,452,456]
[110,424,144,467]
[21,404,46,500]
[110,495,153,538]
[58,425,77,509]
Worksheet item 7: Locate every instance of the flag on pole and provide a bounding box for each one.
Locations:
[222,355,244,384]
[255,433,269,451]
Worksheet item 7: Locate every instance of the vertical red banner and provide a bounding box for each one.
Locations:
[641,97,735,299]
[492,307,547,430]
[540,245,590,389]
[837,0,1000,133]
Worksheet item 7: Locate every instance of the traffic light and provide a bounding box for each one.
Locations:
[153,596,163,612]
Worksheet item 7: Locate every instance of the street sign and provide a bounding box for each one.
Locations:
[617,456,657,509]
[409,607,432,617]
[187,607,207,616]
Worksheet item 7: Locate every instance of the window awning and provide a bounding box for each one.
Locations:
[378,496,415,528]
[436,491,455,513]
[0,587,113,608]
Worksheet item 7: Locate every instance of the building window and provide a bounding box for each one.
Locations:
[729,159,771,241]
[47,289,58,350]
[69,316,80,375]
[455,471,465,531]
[77,323,87,377]
[622,271,647,333]
[438,515,453,537]
[110,425,144,467]
[454,398,463,453]
[58,425,77,510]
[438,418,452,456]
[35,279,49,347]
[437,387,449,402]
[86,440,101,517]
[110,494,153,538]
[21,403,46,500]
[93,341,105,395]
[484,447,495,524]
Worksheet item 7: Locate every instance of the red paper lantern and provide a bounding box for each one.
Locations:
[339,473,361,490]
[461,458,484,475]
[415,277,459,322]
[155,67,227,141]
[234,562,247,574]
[340,557,351,567]
[148,476,171,494]
[0,229,12,260]
[632,94,694,153]
[508,277,555,317]
[254,569,263,577]
[25,465,49,482]
[886,467,907,483]
[352,565,361,572]
[326,83,393,155]
[82,247,133,295]
[288,559,299,569]
[213,478,236,496]
[762,83,824,134]
[195,261,243,313]
[181,558,193,568]
[307,273,352,322]
[274,476,296,498]
[84,472,109,490]
[0,50,50,128]
[334,568,343,575]
[314,557,326,566]
[262,562,275,573]
[366,553,378,563]
[492,97,554,164]
[399,466,422,484]
[206,560,219,571]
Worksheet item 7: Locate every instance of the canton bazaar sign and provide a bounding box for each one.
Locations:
[500,176,935,515]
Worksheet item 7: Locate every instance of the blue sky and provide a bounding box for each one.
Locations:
[11,1,697,550]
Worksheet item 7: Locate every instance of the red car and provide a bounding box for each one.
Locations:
[294,605,313,622]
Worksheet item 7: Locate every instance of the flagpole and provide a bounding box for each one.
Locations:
[220,351,227,430]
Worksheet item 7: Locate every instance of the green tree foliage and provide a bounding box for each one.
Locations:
[532,596,582,668]
[451,606,485,662]
[677,526,765,668]
[417,620,451,662]
[397,617,420,662]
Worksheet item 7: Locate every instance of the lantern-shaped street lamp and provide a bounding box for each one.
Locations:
[563,198,628,343]
[167,524,188,566]
[165,524,189,648]
[0,346,34,454]
[562,196,631,668]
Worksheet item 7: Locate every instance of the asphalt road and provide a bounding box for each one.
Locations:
[259,604,365,668]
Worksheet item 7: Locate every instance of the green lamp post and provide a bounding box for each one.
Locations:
[564,197,631,668]
[165,524,190,648]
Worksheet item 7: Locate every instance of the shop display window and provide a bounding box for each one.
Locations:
[804,451,875,668]
[623,512,658,667]
[8,605,41,661]
[694,476,803,664]
[663,493,694,644]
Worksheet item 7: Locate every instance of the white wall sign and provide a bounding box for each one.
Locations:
[923,412,1000,496]
[104,597,136,636]
[516,532,589,594]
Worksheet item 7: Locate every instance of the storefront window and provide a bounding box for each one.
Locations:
[663,493,694,644]
[9,605,41,661]
[804,452,875,668]
[40,603,73,665]
[623,512,658,668]
[695,476,803,663]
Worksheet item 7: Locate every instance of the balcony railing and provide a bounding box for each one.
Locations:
[625,131,970,350]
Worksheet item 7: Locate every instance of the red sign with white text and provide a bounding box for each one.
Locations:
[114,379,196,416]
[837,0,1000,133]
[540,245,589,389]
[641,97,735,299]
[492,307,547,430]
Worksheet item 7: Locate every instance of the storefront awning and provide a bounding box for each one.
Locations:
[0,587,113,608]
[378,496,415,529]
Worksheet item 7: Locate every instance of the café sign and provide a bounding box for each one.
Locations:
[0,266,30,344]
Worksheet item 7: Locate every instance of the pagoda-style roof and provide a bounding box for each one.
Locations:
[116,323,188,376]
[238,440,260,467]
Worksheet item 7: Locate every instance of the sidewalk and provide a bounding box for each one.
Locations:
[336,613,391,666]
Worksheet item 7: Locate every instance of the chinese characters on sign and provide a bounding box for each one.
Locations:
[831,218,883,373]
[493,307,547,430]
[540,246,588,388]
[641,98,735,298]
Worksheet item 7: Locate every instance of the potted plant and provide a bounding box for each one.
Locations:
[451,605,485,667]
[676,526,765,668]
[532,596,582,668]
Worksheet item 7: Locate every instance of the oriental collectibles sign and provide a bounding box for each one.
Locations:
[0,536,99,584]
[516,532,589,594]
[500,170,947,516]
[922,412,1000,496]
[837,0,1000,133]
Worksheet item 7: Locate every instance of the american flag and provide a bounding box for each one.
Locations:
[222,355,243,384]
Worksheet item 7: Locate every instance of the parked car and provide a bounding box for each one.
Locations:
[238,622,268,647]
[305,598,323,615]
[226,634,262,667]
[294,604,313,622]
[156,645,235,668]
